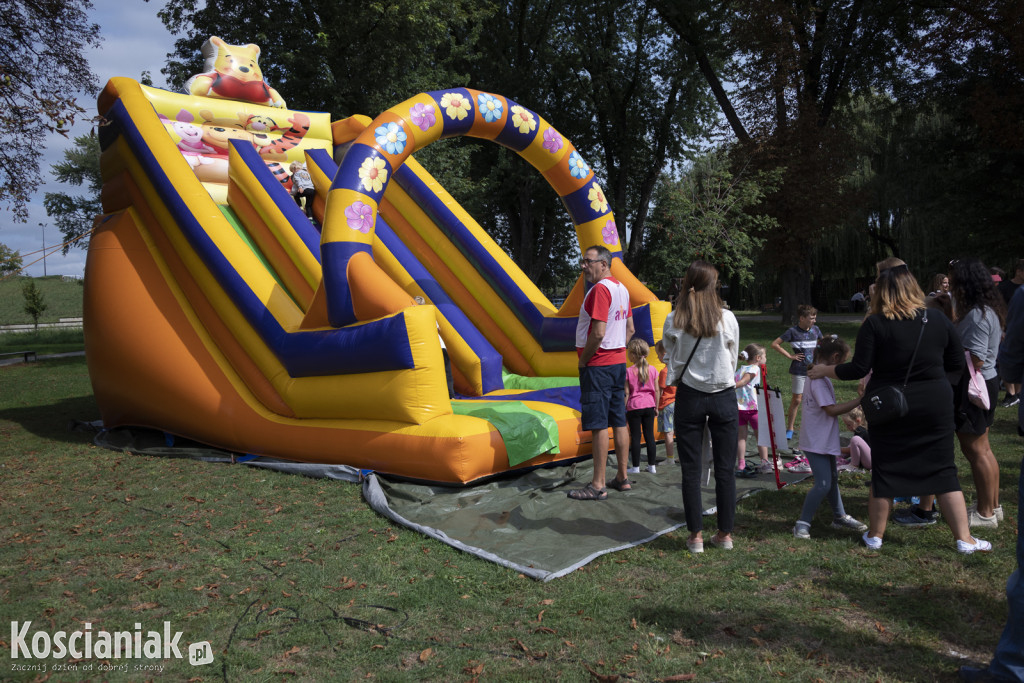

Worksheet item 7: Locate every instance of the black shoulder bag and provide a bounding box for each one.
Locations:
[861,311,928,426]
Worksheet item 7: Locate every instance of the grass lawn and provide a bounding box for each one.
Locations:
[0,275,84,326]
[0,321,1019,681]
[0,329,87,356]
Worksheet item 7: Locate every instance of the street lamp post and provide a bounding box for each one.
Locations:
[40,222,47,277]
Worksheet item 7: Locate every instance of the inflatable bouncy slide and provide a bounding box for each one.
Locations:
[86,37,671,484]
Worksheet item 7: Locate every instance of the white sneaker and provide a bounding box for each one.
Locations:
[789,462,812,473]
[648,465,657,474]
[968,503,1004,522]
[967,509,998,528]
[957,537,992,554]
[627,466,641,474]
[832,514,868,532]
[862,532,883,550]
[793,523,811,539]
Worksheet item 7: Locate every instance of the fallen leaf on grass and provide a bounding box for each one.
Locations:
[584,663,619,682]
[283,645,300,658]
[131,602,158,611]
[875,621,885,633]
[750,637,767,647]
[671,631,695,647]
[537,610,545,622]
[418,648,432,662]
[535,627,556,634]
[630,617,638,630]
[463,662,484,675]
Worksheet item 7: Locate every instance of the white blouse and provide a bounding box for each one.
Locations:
[662,309,739,393]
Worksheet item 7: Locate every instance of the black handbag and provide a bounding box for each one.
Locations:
[861,311,928,425]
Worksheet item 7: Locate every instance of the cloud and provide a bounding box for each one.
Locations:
[2,0,175,277]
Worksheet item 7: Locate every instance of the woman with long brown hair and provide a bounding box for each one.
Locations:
[809,257,990,553]
[662,261,740,554]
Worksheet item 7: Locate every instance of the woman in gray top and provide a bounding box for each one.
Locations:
[949,258,1007,527]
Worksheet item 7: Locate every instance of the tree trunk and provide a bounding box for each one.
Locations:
[780,265,812,325]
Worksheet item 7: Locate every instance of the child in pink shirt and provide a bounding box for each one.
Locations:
[625,339,660,474]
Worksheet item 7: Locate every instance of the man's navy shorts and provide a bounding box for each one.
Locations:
[580,363,627,431]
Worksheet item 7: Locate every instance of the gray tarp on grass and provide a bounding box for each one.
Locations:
[92,425,808,581]
[362,449,810,581]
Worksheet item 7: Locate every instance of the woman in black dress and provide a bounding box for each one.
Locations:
[809,258,991,553]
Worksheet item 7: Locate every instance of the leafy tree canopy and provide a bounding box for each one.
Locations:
[44,134,103,254]
[0,0,101,222]
[0,243,23,277]
[154,0,717,290]
[639,149,779,294]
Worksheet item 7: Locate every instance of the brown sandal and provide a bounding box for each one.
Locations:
[607,477,632,492]
[567,483,608,500]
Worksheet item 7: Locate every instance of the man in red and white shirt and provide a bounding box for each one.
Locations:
[568,245,634,500]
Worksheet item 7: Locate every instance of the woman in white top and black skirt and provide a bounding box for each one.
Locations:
[662,261,740,554]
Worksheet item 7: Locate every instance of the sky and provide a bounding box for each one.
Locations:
[7,0,177,277]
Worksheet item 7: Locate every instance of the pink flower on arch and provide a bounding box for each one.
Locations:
[542,128,562,153]
[409,102,436,132]
[602,219,618,246]
[345,201,374,234]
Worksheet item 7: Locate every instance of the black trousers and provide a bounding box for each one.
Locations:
[674,384,738,534]
[626,407,656,467]
[294,188,316,218]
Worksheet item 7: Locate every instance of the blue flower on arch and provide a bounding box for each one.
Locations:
[568,151,590,179]
[478,93,504,123]
[375,121,407,155]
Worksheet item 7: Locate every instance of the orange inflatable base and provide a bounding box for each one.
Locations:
[83,211,592,485]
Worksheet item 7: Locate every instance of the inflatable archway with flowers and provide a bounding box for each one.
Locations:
[321,88,642,329]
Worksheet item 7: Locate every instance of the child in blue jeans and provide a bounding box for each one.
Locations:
[793,335,867,539]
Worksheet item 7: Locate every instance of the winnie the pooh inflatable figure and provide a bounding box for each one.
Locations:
[184,36,286,108]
